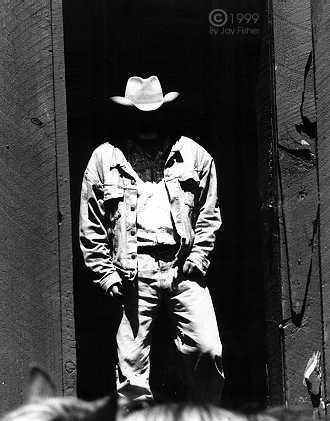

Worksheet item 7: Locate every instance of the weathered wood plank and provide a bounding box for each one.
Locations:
[271,0,324,406]
[0,0,74,411]
[311,0,330,410]
[50,0,76,397]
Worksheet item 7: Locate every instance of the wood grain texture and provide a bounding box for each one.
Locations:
[50,0,76,397]
[271,0,324,407]
[311,0,330,408]
[0,0,74,411]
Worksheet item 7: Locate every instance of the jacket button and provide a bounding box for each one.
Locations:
[131,230,136,236]
[131,206,136,211]
[131,179,136,185]
[131,254,137,259]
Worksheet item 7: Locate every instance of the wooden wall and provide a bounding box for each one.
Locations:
[0,0,75,412]
[273,0,322,407]
[312,0,330,412]
[260,0,330,411]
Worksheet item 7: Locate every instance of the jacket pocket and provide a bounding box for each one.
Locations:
[103,184,124,228]
[103,184,124,201]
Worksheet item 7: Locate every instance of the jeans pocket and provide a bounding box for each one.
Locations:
[170,265,184,291]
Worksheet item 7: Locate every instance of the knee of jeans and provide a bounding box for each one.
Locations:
[176,330,222,358]
[198,337,222,359]
[183,344,222,364]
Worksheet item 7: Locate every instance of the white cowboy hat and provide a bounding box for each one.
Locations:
[110,75,179,111]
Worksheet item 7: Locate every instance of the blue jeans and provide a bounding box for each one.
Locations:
[116,252,224,404]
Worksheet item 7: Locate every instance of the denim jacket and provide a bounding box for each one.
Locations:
[79,136,221,292]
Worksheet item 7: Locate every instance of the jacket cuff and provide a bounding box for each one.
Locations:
[98,271,122,293]
[186,252,210,276]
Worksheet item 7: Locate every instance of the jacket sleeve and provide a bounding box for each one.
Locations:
[186,158,222,276]
[79,156,122,293]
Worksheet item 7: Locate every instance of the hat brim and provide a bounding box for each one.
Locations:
[164,92,180,103]
[110,91,179,111]
[110,96,134,107]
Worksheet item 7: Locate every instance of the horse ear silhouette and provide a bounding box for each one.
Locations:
[87,393,149,421]
[25,365,57,403]
[85,394,118,421]
[117,396,152,418]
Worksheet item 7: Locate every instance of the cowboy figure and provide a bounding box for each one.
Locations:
[79,76,224,405]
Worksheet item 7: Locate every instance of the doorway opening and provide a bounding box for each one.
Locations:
[63,0,267,411]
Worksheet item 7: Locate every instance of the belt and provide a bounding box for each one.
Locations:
[137,245,179,262]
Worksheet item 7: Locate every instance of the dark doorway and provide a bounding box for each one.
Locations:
[63,0,267,412]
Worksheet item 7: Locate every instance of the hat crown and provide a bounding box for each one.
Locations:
[125,76,163,105]
[110,75,179,111]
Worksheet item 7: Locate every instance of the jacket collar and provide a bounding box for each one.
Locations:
[165,137,184,165]
[171,136,184,152]
[111,136,185,181]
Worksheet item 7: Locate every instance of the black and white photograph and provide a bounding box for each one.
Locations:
[0,1,329,420]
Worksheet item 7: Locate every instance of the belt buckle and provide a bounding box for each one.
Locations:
[127,269,137,281]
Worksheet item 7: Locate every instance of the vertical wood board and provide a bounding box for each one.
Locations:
[271,0,324,406]
[311,0,330,409]
[0,0,75,411]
